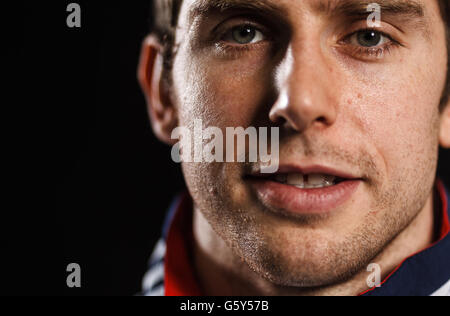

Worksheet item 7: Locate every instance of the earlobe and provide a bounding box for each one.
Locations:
[440,104,450,148]
[138,35,178,145]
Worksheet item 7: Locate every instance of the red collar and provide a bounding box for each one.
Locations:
[359,180,450,295]
[164,192,203,296]
[437,180,450,238]
[164,182,450,296]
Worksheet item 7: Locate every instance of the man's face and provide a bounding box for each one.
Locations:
[168,0,447,286]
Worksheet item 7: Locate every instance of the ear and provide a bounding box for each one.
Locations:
[440,101,450,148]
[138,35,178,145]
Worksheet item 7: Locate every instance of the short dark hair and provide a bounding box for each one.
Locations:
[150,0,182,74]
[150,0,450,109]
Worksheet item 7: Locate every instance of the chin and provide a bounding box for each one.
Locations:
[247,249,366,289]
[236,226,378,289]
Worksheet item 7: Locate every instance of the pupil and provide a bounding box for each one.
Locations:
[358,31,381,47]
[233,26,255,44]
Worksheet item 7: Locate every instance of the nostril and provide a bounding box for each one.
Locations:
[270,115,287,126]
[316,116,327,123]
[277,117,288,127]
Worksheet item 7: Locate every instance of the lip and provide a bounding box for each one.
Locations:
[250,164,360,180]
[247,164,362,216]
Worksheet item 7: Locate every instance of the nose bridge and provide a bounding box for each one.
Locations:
[271,34,337,132]
[292,47,327,102]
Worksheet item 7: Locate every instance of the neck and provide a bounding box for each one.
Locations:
[192,193,436,296]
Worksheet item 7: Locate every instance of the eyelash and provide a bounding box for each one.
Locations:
[215,23,272,56]
[215,38,269,59]
[340,28,402,59]
[215,24,402,60]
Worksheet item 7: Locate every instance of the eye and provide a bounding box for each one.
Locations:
[350,29,390,47]
[224,25,266,45]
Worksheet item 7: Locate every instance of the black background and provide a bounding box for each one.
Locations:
[10,1,450,296]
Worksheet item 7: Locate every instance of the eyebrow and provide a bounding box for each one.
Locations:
[315,0,425,18]
[318,0,429,37]
[190,0,426,20]
[189,0,285,22]
[189,0,430,38]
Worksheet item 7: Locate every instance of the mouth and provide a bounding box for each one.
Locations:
[246,165,364,215]
[266,173,346,189]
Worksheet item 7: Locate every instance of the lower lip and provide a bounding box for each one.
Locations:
[249,178,361,215]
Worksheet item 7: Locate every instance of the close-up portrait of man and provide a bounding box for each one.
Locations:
[137,0,450,296]
[17,0,450,298]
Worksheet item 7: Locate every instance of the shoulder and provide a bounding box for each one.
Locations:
[141,238,166,296]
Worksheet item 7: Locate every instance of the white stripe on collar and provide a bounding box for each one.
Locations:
[431,279,450,296]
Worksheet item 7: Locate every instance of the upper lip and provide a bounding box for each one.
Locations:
[248,163,362,180]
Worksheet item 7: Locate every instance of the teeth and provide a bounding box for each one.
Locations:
[275,173,336,188]
[286,174,304,186]
[308,174,324,185]
[324,175,337,185]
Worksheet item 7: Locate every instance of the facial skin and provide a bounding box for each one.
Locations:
[139,0,450,295]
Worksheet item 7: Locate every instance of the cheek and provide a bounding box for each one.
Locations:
[173,47,275,128]
[350,58,442,186]
[172,49,275,208]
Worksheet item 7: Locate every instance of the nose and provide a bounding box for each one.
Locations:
[269,45,337,133]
